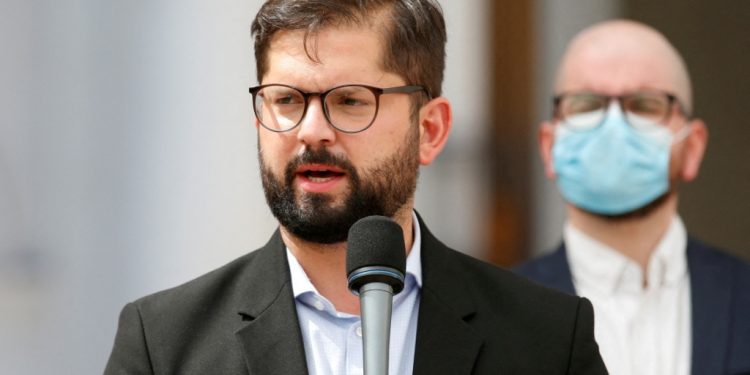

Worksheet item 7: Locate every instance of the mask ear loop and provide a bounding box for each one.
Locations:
[671,96,694,144]
[671,121,693,144]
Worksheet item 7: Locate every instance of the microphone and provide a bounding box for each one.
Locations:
[347,216,407,375]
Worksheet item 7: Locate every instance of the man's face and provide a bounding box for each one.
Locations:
[555,37,692,178]
[538,27,707,218]
[257,26,421,243]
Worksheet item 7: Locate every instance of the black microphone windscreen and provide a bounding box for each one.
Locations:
[346,215,407,282]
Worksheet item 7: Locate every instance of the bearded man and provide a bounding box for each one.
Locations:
[104,1,607,374]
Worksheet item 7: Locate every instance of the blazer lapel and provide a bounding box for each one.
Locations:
[687,240,732,375]
[412,216,483,375]
[234,230,309,375]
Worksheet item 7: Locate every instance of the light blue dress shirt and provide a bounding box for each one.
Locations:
[286,211,423,375]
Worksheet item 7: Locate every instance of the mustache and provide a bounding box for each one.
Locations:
[283,148,358,185]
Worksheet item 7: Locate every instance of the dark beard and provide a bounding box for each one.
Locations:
[259,128,419,244]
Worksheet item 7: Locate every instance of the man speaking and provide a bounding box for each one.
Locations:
[104,1,607,374]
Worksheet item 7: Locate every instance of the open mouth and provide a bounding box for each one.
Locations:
[296,164,346,183]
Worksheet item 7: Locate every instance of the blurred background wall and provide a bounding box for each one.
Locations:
[0,0,747,373]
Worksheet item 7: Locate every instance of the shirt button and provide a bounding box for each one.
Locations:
[355,326,362,337]
[313,298,325,311]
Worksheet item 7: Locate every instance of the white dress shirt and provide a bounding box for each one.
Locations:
[287,212,422,375]
[565,215,691,375]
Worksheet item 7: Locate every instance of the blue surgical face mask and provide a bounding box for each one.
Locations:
[552,104,690,215]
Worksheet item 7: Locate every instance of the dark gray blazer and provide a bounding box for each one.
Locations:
[105,217,607,374]
[516,239,750,375]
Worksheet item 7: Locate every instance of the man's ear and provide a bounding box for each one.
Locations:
[680,118,708,182]
[539,121,557,179]
[418,97,452,165]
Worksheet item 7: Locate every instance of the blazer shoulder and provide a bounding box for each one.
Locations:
[512,243,577,295]
[688,238,750,280]
[687,238,750,374]
[436,246,607,373]
[131,230,286,317]
[134,248,260,310]
[513,244,566,278]
[441,244,583,315]
[105,231,289,374]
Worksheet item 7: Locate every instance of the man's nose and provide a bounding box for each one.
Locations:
[296,97,337,147]
[606,99,625,117]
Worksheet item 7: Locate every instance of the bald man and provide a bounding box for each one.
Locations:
[516,20,750,375]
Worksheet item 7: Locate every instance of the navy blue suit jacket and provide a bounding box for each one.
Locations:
[516,239,750,375]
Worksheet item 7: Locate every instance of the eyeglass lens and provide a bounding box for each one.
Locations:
[559,92,672,131]
[253,85,380,133]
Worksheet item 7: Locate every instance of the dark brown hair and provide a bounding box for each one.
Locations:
[251,0,446,104]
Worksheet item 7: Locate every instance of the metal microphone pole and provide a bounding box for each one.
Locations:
[360,282,394,375]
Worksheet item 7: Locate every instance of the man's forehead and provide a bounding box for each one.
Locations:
[555,21,691,109]
[558,41,674,92]
[262,25,396,89]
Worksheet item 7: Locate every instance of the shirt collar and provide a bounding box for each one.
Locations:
[408,210,423,288]
[565,215,688,295]
[648,215,688,287]
[287,210,423,300]
[287,247,316,298]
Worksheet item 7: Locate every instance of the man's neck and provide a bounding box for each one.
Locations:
[568,194,678,273]
[281,207,415,315]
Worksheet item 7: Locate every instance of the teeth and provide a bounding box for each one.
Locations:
[300,168,343,183]
[308,176,333,182]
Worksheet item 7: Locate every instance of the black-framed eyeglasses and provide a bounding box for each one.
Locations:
[248,84,429,133]
[553,90,689,131]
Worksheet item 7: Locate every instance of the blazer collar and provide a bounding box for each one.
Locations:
[234,230,309,375]
[687,239,732,375]
[233,214,486,375]
[412,213,483,375]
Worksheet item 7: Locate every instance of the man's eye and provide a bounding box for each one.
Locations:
[628,99,663,115]
[341,97,366,106]
[275,95,300,105]
[567,97,604,114]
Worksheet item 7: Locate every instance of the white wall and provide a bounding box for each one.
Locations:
[1,1,270,373]
[0,1,490,373]
[415,0,490,257]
